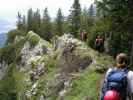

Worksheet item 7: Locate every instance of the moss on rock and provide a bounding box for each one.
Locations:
[26,31,40,46]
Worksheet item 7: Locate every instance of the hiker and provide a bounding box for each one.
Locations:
[95,35,104,52]
[80,30,87,41]
[100,53,133,100]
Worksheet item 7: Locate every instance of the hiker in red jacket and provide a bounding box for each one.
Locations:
[95,35,104,52]
[80,30,87,41]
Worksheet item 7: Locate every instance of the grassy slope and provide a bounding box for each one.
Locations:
[63,50,114,100]
[34,48,114,100]
[1,52,113,100]
[64,69,101,100]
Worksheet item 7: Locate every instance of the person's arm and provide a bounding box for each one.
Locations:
[127,71,133,99]
[100,68,112,100]
[100,78,107,100]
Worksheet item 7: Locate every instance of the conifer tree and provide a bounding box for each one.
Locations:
[17,12,27,31]
[88,4,95,27]
[88,4,95,18]
[22,15,27,31]
[40,8,52,41]
[32,9,41,33]
[55,8,64,36]
[27,8,34,31]
[80,8,89,31]
[69,0,81,37]
[96,0,133,58]
[17,12,23,30]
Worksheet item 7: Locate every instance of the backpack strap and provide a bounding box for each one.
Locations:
[107,67,129,77]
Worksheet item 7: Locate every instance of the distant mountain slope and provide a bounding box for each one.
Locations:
[0,18,16,33]
[0,18,16,47]
[0,33,7,47]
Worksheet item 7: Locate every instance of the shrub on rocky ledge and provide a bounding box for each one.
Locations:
[26,31,40,46]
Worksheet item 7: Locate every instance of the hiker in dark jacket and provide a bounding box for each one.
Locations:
[100,53,133,100]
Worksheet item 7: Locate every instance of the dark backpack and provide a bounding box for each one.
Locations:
[105,68,129,100]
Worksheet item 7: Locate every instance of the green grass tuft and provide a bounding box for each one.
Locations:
[26,31,40,46]
[64,70,101,100]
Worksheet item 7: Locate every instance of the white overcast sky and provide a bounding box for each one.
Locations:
[0,0,94,33]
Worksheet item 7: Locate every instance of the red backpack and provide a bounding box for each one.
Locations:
[104,90,120,100]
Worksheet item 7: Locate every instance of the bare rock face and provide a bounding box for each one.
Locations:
[20,42,44,66]
[20,31,52,67]
[14,35,25,44]
[43,34,93,99]
[55,34,92,73]
[26,82,38,98]
[39,95,45,100]
[29,63,45,82]
[55,34,82,52]
[0,60,8,79]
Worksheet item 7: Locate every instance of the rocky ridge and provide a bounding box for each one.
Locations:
[0,31,114,100]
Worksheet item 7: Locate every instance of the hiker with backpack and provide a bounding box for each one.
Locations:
[100,53,133,100]
[95,35,104,52]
